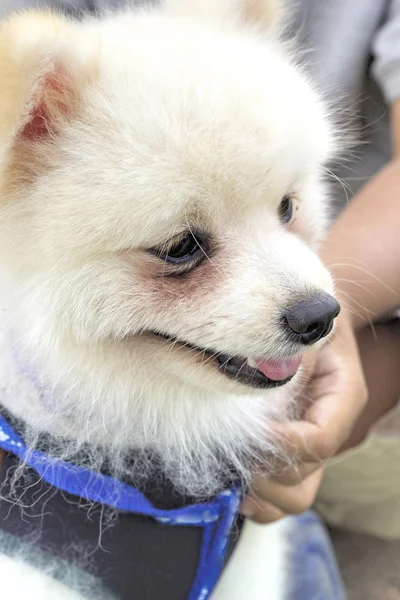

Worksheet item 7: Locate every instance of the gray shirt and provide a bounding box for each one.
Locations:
[286,0,393,210]
[1,0,399,209]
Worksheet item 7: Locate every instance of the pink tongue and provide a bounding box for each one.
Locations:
[256,355,302,381]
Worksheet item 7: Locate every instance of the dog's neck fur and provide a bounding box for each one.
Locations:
[0,274,296,498]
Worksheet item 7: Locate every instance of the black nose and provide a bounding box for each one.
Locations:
[283,293,340,345]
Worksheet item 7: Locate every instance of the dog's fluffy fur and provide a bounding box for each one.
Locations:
[0,1,339,596]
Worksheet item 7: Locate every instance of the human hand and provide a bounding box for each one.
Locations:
[240,311,368,523]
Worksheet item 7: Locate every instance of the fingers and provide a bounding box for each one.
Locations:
[270,405,363,463]
[240,496,285,524]
[269,419,338,463]
[253,468,323,514]
[240,468,324,524]
[269,364,367,463]
[267,459,321,486]
[306,368,368,437]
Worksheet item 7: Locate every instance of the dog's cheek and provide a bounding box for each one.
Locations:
[136,255,222,313]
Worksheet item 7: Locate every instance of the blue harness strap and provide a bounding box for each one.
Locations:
[0,414,241,600]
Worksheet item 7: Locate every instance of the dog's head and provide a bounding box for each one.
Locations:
[0,1,340,493]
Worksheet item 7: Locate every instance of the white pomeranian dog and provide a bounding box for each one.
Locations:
[0,1,340,598]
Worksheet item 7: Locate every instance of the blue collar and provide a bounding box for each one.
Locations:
[0,413,241,600]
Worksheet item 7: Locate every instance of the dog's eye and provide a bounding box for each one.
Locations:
[278,196,294,224]
[155,232,202,264]
[167,233,199,262]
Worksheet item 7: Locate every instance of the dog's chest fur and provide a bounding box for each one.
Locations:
[0,278,287,600]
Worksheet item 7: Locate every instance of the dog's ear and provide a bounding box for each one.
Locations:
[0,10,96,156]
[162,0,282,30]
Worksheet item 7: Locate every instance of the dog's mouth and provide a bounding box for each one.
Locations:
[149,332,302,389]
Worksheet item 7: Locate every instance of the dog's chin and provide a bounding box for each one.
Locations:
[142,331,300,390]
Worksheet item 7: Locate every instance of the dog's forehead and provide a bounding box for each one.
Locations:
[67,15,334,248]
[92,14,332,179]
